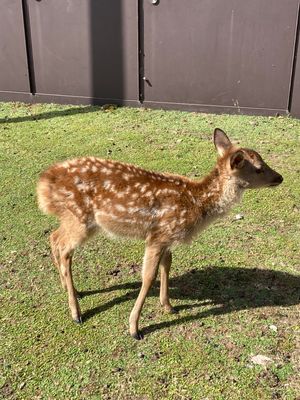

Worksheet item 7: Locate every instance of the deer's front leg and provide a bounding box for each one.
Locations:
[129,244,164,340]
[60,250,82,324]
[159,249,176,313]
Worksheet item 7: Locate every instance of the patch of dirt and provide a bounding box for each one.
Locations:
[0,380,15,399]
[128,263,140,274]
[107,268,121,277]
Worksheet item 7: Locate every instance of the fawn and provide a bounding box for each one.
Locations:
[37,128,283,339]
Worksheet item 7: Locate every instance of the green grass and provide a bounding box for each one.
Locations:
[0,102,300,399]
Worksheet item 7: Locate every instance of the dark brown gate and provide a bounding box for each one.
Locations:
[25,0,139,106]
[141,0,299,115]
[0,0,31,98]
[23,0,139,106]
[290,21,300,117]
[0,0,300,117]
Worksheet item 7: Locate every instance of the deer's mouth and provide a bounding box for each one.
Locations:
[268,178,283,187]
[269,183,280,187]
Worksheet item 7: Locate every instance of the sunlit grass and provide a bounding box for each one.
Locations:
[1,102,299,399]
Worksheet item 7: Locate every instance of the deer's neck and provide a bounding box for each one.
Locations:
[192,167,244,217]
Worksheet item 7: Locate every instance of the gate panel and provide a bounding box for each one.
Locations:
[0,0,30,93]
[290,9,300,118]
[143,0,299,113]
[27,0,138,104]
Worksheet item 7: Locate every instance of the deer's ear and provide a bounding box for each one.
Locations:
[230,150,245,169]
[213,128,232,157]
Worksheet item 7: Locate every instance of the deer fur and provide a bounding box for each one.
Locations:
[37,128,283,339]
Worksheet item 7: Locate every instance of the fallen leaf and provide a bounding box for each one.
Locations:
[250,354,273,366]
[249,121,258,127]
[233,213,244,221]
[269,324,278,332]
[293,204,300,213]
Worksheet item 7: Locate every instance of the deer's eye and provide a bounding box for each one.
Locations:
[256,168,263,174]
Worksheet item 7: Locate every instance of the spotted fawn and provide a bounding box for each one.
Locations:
[37,128,283,339]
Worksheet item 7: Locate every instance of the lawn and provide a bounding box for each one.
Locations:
[0,102,300,399]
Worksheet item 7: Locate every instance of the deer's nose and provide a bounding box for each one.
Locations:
[271,173,283,186]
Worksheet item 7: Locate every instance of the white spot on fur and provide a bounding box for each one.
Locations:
[122,173,131,181]
[128,206,140,214]
[123,187,131,195]
[180,210,187,217]
[115,204,126,212]
[140,184,150,193]
[144,191,153,197]
[102,167,112,175]
[187,190,196,204]
[103,180,112,190]
[162,188,180,196]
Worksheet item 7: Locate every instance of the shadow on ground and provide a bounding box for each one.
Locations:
[80,266,300,334]
[0,105,101,124]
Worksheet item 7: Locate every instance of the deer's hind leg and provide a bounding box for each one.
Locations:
[52,211,90,324]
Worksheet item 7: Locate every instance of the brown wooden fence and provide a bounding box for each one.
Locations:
[1,0,300,117]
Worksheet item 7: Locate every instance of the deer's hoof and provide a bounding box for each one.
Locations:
[131,330,144,340]
[74,316,83,324]
[163,305,178,314]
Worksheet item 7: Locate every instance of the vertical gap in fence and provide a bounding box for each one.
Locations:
[21,0,36,96]
[287,2,300,113]
[138,0,145,103]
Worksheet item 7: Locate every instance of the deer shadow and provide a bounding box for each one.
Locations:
[80,265,300,335]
